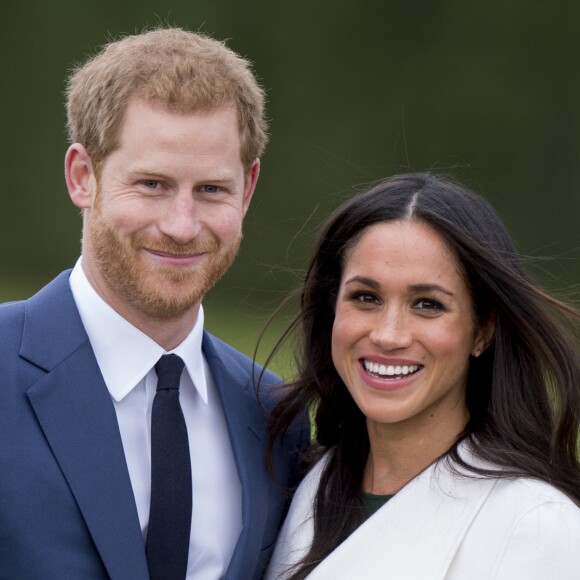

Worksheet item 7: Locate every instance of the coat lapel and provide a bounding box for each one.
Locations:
[21,272,149,580]
[308,456,497,579]
[203,332,270,579]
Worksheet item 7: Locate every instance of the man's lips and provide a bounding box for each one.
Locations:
[145,248,208,266]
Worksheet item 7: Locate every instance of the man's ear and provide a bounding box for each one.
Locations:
[242,158,260,216]
[65,143,97,209]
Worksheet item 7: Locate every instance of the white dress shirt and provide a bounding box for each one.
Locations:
[69,258,242,579]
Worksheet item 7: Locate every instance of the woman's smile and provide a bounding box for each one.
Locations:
[331,220,487,432]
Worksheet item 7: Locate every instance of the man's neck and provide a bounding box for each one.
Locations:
[103,298,200,351]
[80,259,200,350]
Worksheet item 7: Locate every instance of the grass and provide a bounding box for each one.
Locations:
[203,300,298,380]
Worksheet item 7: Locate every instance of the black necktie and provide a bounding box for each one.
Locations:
[146,354,192,580]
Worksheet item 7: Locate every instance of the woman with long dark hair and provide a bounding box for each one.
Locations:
[265,173,580,579]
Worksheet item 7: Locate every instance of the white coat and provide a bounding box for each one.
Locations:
[265,448,580,579]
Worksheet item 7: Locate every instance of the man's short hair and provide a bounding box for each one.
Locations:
[66,27,267,172]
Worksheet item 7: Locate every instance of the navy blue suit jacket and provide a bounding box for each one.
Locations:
[0,271,308,579]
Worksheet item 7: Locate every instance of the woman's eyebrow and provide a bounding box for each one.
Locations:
[408,283,455,297]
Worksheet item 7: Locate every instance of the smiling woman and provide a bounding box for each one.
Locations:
[264,173,580,580]
[331,220,489,462]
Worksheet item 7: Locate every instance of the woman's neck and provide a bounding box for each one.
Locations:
[363,409,468,495]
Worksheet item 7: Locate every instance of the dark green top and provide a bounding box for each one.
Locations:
[362,492,394,518]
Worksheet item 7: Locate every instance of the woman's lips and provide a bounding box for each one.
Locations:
[363,359,422,378]
[359,358,424,390]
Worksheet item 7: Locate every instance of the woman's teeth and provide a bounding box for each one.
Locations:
[363,360,421,379]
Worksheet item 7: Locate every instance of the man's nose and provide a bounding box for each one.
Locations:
[158,193,202,244]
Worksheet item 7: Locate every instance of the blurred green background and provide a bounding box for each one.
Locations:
[2,1,579,377]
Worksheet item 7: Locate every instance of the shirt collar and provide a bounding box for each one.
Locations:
[69,258,208,404]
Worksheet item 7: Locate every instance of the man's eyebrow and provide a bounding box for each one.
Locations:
[130,167,237,181]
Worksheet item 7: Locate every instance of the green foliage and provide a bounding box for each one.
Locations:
[2,0,578,335]
[204,298,297,380]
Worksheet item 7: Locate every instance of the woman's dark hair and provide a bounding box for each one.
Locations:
[266,172,580,579]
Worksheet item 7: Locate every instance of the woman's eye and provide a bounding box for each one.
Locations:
[415,298,444,311]
[350,292,379,305]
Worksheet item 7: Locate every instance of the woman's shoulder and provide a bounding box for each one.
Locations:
[450,476,580,578]
[485,476,580,523]
[435,448,580,556]
[446,442,579,512]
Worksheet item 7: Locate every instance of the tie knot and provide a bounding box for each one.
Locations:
[155,354,185,391]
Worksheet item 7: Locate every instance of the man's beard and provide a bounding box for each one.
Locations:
[88,196,241,321]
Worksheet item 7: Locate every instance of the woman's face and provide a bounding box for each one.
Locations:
[331,220,488,436]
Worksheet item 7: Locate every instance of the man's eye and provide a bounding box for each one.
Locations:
[143,180,160,189]
[202,185,221,193]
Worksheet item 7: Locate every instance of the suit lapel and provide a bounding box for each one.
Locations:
[22,272,149,580]
[203,332,270,579]
[309,457,497,580]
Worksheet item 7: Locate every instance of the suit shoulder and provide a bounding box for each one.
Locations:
[0,297,26,318]
[0,271,71,323]
[0,299,26,344]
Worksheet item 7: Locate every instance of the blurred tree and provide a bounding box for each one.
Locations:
[2,0,578,361]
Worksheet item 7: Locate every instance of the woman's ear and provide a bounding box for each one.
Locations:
[472,311,497,357]
[65,143,97,209]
